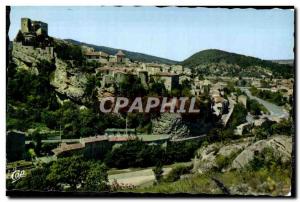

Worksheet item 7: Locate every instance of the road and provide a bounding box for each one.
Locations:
[239,87,289,119]
[108,167,172,187]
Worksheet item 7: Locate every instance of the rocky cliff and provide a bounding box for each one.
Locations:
[193,135,292,173]
[151,113,190,139]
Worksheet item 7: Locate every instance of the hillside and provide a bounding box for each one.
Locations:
[181,49,294,78]
[66,39,178,65]
[270,59,294,66]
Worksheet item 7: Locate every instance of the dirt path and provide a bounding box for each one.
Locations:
[108,167,172,187]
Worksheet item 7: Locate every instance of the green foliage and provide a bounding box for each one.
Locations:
[104,140,164,168]
[11,156,109,192]
[227,103,247,129]
[215,150,241,171]
[85,75,97,96]
[47,155,90,190]
[149,81,168,96]
[164,141,201,164]
[54,41,84,62]
[153,163,164,183]
[247,98,268,115]
[13,166,55,191]
[66,39,177,65]
[164,164,191,182]
[170,79,192,97]
[181,49,293,78]
[7,60,59,131]
[83,163,109,192]
[26,148,36,160]
[134,153,291,196]
[271,119,293,136]
[248,147,289,172]
[254,119,293,140]
[116,76,146,97]
[250,86,287,106]
[104,140,201,169]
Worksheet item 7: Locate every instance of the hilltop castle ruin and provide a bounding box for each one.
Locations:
[14,17,53,47]
[13,18,55,60]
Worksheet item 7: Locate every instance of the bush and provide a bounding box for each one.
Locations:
[215,150,241,171]
[164,164,192,182]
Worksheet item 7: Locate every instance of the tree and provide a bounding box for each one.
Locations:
[152,163,163,183]
[47,156,90,190]
[83,163,109,192]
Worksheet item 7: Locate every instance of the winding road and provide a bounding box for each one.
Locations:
[239,87,289,119]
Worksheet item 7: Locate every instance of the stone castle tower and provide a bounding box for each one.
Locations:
[15,17,51,47]
[21,18,48,36]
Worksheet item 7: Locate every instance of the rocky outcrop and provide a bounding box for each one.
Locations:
[11,42,49,75]
[152,113,190,139]
[50,59,87,102]
[231,135,292,169]
[193,135,292,174]
[193,139,250,173]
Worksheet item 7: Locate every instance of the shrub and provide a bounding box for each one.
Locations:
[164,164,192,182]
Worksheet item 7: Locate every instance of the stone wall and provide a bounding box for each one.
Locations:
[12,42,54,62]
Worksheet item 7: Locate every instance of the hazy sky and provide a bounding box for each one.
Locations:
[9,6,294,61]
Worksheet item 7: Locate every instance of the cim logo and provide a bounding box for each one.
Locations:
[11,169,26,183]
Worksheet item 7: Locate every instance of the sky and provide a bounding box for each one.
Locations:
[9,6,294,61]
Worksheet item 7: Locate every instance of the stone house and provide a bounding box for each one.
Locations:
[84,51,109,63]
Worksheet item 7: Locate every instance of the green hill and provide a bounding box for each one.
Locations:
[181,49,293,78]
[66,39,177,65]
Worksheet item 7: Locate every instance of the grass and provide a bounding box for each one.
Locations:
[132,166,291,196]
[7,160,33,170]
[133,173,222,194]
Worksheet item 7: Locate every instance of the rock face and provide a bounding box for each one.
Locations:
[231,135,292,169]
[50,59,87,102]
[11,39,88,103]
[152,113,190,139]
[193,140,250,173]
[11,42,54,75]
[193,135,292,173]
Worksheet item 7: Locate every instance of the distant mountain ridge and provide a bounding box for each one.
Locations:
[66,39,178,65]
[181,49,293,78]
[270,59,294,66]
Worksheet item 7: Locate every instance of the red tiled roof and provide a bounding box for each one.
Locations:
[52,143,84,155]
[108,136,137,142]
[82,136,108,143]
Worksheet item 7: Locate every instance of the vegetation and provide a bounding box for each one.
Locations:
[181,49,293,78]
[54,40,84,62]
[115,76,147,98]
[253,119,293,140]
[66,39,177,65]
[250,86,287,106]
[164,164,192,182]
[152,163,164,183]
[247,98,268,115]
[215,150,241,171]
[133,147,291,196]
[227,103,247,129]
[8,155,109,192]
[104,140,202,169]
